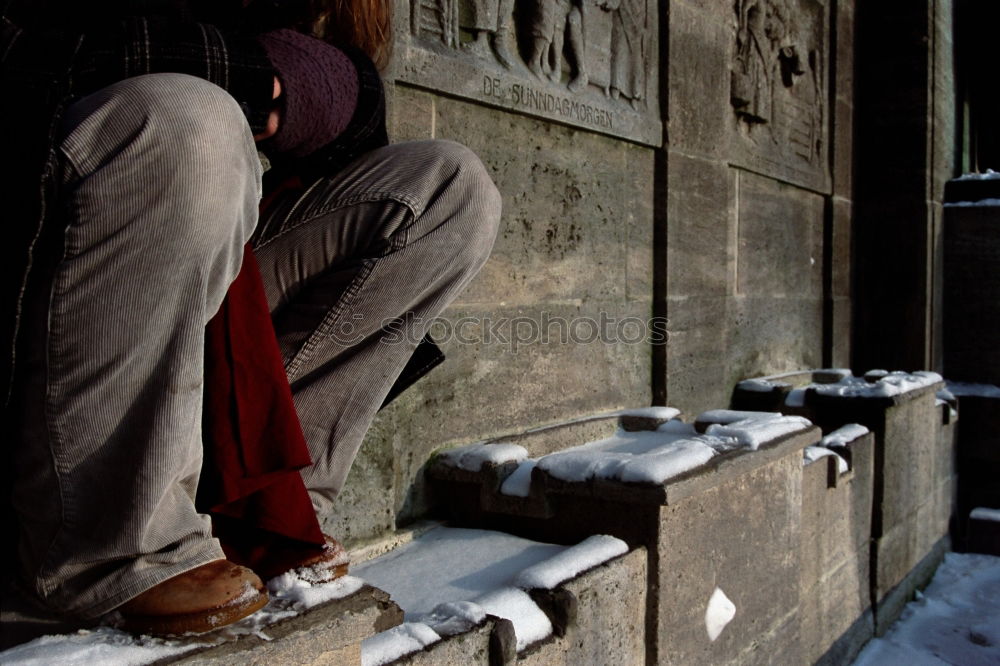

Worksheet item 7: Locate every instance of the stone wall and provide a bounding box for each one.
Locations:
[318,0,955,548]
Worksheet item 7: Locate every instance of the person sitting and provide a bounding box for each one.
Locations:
[1,0,501,634]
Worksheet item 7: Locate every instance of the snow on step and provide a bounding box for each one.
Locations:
[354,527,628,661]
[488,411,815,495]
[810,371,943,399]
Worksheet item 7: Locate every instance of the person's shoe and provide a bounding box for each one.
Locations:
[257,534,350,583]
[117,560,268,635]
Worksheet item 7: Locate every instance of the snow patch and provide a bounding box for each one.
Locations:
[736,378,792,392]
[513,535,628,590]
[704,414,812,451]
[354,527,629,655]
[820,424,870,448]
[616,406,682,420]
[438,442,528,471]
[499,459,537,497]
[944,198,1000,207]
[954,169,1000,180]
[705,587,736,641]
[812,371,942,399]
[851,553,1000,666]
[946,381,1000,398]
[784,388,807,407]
[803,446,849,475]
[361,622,441,666]
[696,409,782,425]
[266,573,365,611]
[534,425,723,485]
[0,628,201,665]
[970,507,1000,523]
[475,587,553,651]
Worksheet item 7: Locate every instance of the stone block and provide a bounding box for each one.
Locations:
[427,409,820,665]
[432,97,655,309]
[873,536,948,635]
[944,205,1000,384]
[518,549,647,666]
[735,171,824,299]
[393,0,661,145]
[654,453,805,666]
[666,0,732,159]
[831,97,854,198]
[388,85,436,142]
[663,295,731,415]
[953,393,1000,549]
[830,197,852,299]
[828,296,852,369]
[665,154,734,297]
[731,369,953,626]
[382,303,652,520]
[392,620,494,665]
[726,297,824,387]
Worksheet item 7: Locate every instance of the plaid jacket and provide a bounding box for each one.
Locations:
[0,0,388,409]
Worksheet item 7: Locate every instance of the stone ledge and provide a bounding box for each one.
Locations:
[362,545,646,666]
[166,584,402,665]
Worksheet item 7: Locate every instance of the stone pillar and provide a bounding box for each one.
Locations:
[852,0,956,372]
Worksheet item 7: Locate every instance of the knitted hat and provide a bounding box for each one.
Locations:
[258,29,359,158]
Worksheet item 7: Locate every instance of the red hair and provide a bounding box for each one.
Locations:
[309,0,392,69]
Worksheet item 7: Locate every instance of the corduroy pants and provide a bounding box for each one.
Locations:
[11,73,500,618]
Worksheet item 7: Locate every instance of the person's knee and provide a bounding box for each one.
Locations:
[63,74,261,253]
[66,73,254,166]
[431,140,502,270]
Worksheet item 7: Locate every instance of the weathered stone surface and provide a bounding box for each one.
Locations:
[519,549,647,665]
[170,585,403,665]
[667,0,732,159]
[666,154,734,298]
[393,620,493,665]
[726,296,824,389]
[798,433,874,666]
[655,453,804,666]
[735,171,824,298]
[663,296,730,416]
[873,536,948,635]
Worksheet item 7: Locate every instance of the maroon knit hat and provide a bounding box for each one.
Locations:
[258,29,359,158]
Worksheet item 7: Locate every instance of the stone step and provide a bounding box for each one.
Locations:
[351,525,647,665]
[426,406,826,664]
[2,573,402,665]
[731,368,954,633]
[966,507,1000,556]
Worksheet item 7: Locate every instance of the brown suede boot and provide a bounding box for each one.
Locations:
[117,560,268,635]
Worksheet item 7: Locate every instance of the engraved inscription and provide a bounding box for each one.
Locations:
[729,0,828,190]
[483,75,614,129]
[401,0,660,144]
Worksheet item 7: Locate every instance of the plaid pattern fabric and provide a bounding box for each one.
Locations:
[74,16,276,134]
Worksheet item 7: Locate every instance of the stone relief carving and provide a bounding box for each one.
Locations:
[730,0,824,168]
[411,0,655,110]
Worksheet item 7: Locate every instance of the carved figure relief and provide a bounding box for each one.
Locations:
[730,0,824,167]
[409,0,650,108]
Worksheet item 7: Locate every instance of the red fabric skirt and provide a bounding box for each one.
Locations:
[197,245,326,572]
